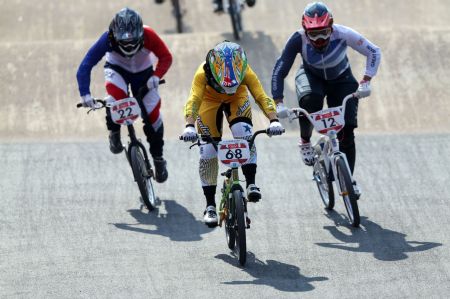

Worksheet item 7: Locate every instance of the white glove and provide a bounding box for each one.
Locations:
[181,125,198,142]
[357,80,371,98]
[81,94,95,108]
[146,75,160,90]
[276,102,290,119]
[268,121,285,136]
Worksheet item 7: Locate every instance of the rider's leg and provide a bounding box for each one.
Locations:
[104,67,129,154]
[230,120,260,202]
[127,65,168,183]
[228,97,260,202]
[140,88,168,183]
[326,68,361,197]
[326,68,359,174]
[197,100,224,225]
[295,67,326,165]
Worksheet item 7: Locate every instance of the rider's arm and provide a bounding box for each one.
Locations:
[184,64,207,125]
[143,26,173,78]
[340,25,381,80]
[76,31,111,96]
[245,66,277,121]
[271,31,302,103]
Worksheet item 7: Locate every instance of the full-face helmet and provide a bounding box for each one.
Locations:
[302,2,333,50]
[109,8,144,57]
[207,41,248,95]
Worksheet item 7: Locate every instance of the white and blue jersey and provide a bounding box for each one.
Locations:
[271,24,381,99]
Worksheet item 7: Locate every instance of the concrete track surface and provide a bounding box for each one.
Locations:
[1,0,450,298]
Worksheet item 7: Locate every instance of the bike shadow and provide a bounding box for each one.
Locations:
[316,210,442,261]
[112,199,212,242]
[215,252,328,292]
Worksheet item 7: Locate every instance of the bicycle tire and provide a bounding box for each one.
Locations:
[314,160,335,209]
[223,191,236,250]
[336,157,360,227]
[233,189,247,265]
[228,0,242,40]
[130,146,155,211]
[172,0,183,33]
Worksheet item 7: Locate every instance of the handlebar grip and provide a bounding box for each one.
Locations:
[159,79,166,85]
[76,103,83,108]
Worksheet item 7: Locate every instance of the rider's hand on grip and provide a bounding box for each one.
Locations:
[181,125,198,142]
[276,102,290,119]
[267,120,284,136]
[146,75,160,90]
[357,80,371,98]
[81,94,95,108]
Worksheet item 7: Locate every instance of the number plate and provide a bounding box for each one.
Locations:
[218,139,250,168]
[109,97,141,125]
[309,107,345,134]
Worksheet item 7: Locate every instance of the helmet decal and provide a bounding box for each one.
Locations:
[208,41,248,94]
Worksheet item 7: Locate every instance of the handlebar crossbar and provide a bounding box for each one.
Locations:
[76,79,166,110]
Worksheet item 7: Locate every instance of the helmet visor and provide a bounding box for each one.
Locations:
[306,28,332,41]
[118,38,141,55]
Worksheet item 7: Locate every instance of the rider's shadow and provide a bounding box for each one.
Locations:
[215,252,328,292]
[316,211,442,261]
[112,200,211,242]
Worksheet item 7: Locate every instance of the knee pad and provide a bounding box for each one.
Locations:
[230,122,257,164]
[199,157,218,186]
[299,93,323,113]
[199,143,217,160]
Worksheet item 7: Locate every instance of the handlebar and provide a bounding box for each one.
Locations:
[289,92,359,120]
[179,129,270,150]
[76,79,166,109]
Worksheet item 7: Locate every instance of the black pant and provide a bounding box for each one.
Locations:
[295,67,359,173]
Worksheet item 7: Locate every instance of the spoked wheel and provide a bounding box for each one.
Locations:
[225,207,236,250]
[233,189,247,265]
[171,0,183,33]
[336,157,360,227]
[130,146,155,211]
[228,0,243,40]
[313,160,335,209]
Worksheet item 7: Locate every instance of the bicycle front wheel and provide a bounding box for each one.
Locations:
[233,189,247,265]
[314,160,335,209]
[130,146,155,211]
[336,157,360,227]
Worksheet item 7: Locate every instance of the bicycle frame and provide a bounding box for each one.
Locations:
[290,93,358,196]
[186,129,267,226]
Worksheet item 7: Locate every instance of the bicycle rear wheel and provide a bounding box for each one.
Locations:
[130,145,156,211]
[233,189,247,265]
[336,157,360,227]
[313,160,335,209]
[228,0,243,40]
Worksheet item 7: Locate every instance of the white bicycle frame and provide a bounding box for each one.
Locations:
[290,93,360,196]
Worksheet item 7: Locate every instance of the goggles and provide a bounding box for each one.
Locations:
[306,28,332,41]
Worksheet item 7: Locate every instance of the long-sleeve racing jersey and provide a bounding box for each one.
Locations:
[271,24,381,99]
[184,63,276,120]
[76,26,172,96]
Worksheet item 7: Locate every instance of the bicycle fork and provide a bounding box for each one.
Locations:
[218,168,250,228]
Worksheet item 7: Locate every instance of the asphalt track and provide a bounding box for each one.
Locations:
[1,0,450,298]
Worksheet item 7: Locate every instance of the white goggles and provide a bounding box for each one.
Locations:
[307,28,332,41]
